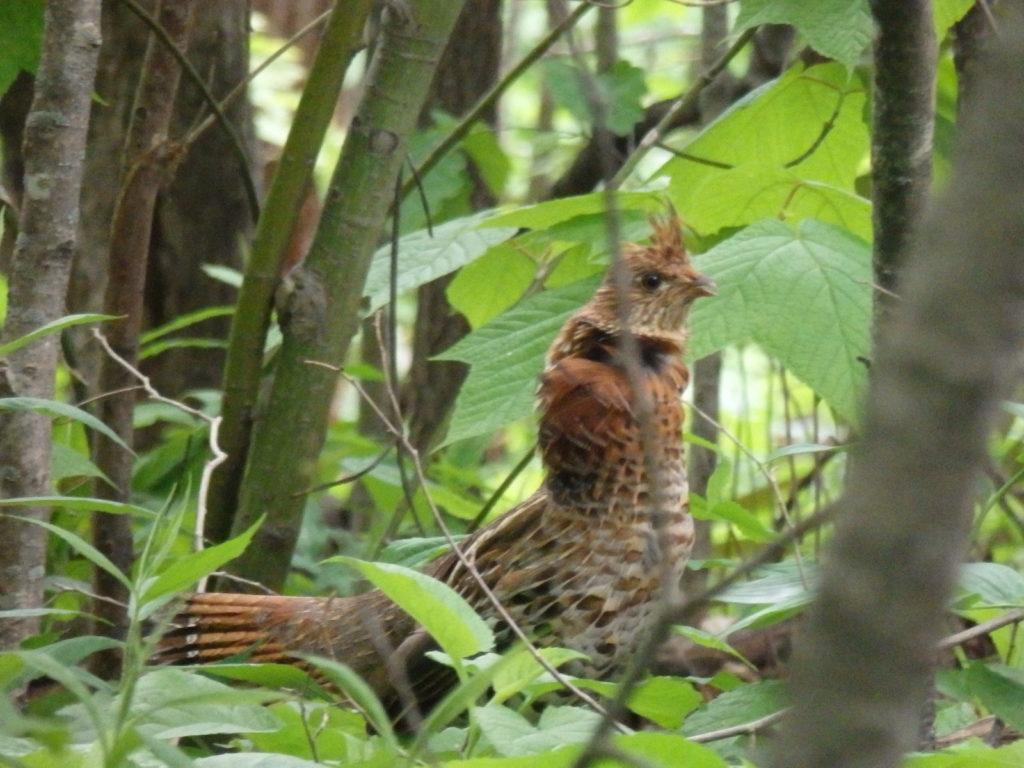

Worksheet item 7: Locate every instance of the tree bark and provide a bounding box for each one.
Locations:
[90,0,195,678]
[0,72,33,272]
[771,6,1024,765]
[69,0,253,406]
[205,0,373,545]
[228,0,467,590]
[140,1,254,400]
[952,2,993,112]
[869,0,936,321]
[0,0,102,650]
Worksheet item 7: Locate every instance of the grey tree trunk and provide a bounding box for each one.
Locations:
[0,0,103,650]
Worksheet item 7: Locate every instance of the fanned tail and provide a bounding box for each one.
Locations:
[157,593,330,666]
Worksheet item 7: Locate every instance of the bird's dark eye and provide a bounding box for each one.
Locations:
[639,273,664,291]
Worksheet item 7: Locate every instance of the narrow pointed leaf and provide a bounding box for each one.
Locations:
[0,397,133,453]
[0,313,116,357]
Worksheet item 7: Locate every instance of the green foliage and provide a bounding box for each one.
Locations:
[363,210,518,312]
[0,0,44,98]
[904,741,1024,768]
[0,397,133,453]
[544,59,648,134]
[933,0,977,36]
[7,6,1024,767]
[0,313,116,357]
[663,63,870,240]
[959,663,1024,735]
[438,276,601,444]
[690,218,872,424]
[735,0,872,68]
[447,243,538,328]
[331,556,495,661]
[137,517,262,611]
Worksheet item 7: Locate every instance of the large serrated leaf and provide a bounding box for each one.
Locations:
[363,210,516,312]
[438,277,602,445]
[482,191,661,231]
[330,557,494,660]
[684,166,871,241]
[491,647,587,703]
[663,63,868,236]
[612,732,729,768]
[446,244,538,328]
[736,0,872,67]
[963,663,1024,735]
[196,757,324,768]
[904,740,1024,768]
[626,676,703,729]
[683,679,787,739]
[689,218,872,424]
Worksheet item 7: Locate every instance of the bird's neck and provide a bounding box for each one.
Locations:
[537,326,690,524]
[547,316,686,367]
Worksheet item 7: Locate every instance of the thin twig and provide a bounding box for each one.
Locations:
[690,708,788,743]
[91,329,227,564]
[608,26,757,189]
[297,444,396,496]
[118,0,260,219]
[398,2,594,204]
[782,81,851,169]
[938,608,1024,651]
[184,9,334,147]
[207,570,278,595]
[468,447,536,532]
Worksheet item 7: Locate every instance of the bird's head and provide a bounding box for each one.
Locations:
[581,211,715,344]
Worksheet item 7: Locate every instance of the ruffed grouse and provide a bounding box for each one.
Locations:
[160,213,714,716]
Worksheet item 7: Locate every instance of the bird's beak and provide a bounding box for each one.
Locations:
[692,273,716,298]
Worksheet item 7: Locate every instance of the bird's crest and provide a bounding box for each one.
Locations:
[549,207,714,360]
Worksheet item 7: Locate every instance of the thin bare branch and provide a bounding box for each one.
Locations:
[92,329,227,564]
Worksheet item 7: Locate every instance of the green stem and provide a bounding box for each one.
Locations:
[204,0,372,544]
[229,1,467,588]
[608,26,757,190]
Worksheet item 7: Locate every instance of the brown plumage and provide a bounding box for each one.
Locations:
[159,212,714,715]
